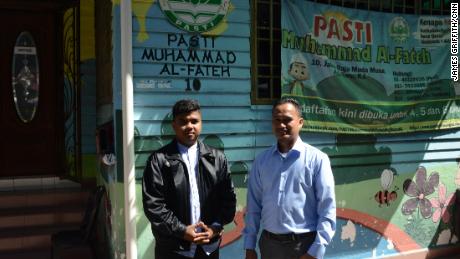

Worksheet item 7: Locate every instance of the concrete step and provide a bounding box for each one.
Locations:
[0,177,81,192]
[0,248,50,259]
[0,178,92,255]
[0,223,79,252]
[0,188,89,210]
[0,205,84,229]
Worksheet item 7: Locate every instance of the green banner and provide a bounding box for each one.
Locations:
[282,0,460,134]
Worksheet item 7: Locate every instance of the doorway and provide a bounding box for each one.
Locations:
[0,9,63,177]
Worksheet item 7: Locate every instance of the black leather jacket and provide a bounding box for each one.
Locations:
[142,139,236,252]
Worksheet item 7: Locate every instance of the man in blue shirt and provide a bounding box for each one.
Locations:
[243,98,336,259]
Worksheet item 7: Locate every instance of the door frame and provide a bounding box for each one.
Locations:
[0,0,80,178]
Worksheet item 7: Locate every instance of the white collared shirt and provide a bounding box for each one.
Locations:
[177,142,200,257]
[177,142,201,226]
[177,141,219,256]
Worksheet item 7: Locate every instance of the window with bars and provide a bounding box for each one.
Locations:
[250,0,453,104]
[251,0,282,104]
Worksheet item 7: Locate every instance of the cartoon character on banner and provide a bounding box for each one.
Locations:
[283,53,315,96]
[375,168,398,207]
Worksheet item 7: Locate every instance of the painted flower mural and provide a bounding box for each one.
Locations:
[429,182,455,223]
[401,166,439,219]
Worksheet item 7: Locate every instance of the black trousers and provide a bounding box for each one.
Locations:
[259,230,317,259]
[155,245,219,259]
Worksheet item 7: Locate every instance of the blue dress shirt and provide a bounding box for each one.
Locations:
[177,142,220,257]
[243,138,336,258]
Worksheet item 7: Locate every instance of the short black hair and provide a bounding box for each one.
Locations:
[272,98,302,116]
[172,99,201,119]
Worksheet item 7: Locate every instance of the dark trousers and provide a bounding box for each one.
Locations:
[259,230,317,259]
[155,245,219,259]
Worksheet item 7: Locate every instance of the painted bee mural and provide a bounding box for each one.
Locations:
[375,169,398,207]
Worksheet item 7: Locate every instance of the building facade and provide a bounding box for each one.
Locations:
[1,0,459,258]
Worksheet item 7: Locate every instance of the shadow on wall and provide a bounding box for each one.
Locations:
[322,134,393,185]
[203,134,224,151]
[316,75,460,184]
[427,167,460,250]
[229,161,248,188]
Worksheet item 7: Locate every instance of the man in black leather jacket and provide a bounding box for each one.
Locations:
[142,99,236,259]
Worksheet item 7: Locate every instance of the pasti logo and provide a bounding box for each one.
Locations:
[389,16,410,44]
[159,0,230,33]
